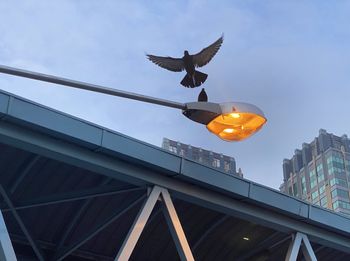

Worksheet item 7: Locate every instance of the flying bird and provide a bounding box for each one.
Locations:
[198,88,208,102]
[147,35,223,88]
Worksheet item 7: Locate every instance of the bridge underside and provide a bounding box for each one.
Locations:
[0,141,348,261]
[0,90,349,260]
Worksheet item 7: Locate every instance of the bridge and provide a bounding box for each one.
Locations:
[0,89,349,260]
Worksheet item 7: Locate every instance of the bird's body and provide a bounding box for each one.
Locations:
[180,51,208,87]
[147,35,223,88]
[183,51,194,75]
[198,88,208,102]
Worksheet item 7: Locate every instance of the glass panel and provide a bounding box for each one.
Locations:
[331,188,350,200]
[330,178,348,188]
[311,190,319,200]
[224,161,230,172]
[319,185,325,195]
[309,169,317,189]
[333,201,339,210]
[212,158,220,168]
[301,176,306,195]
[207,112,267,141]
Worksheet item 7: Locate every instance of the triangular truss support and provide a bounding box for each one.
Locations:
[115,186,194,261]
[285,232,317,261]
[0,211,17,261]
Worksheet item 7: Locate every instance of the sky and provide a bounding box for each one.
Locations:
[1,1,350,189]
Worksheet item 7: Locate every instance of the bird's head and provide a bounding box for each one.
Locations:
[184,50,189,56]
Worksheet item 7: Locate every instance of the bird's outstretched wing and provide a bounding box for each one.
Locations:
[147,54,184,72]
[192,35,224,68]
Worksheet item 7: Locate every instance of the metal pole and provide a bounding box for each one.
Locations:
[0,64,187,110]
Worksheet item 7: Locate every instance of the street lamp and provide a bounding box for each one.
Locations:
[0,65,266,142]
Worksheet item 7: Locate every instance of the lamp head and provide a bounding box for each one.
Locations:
[183,102,267,142]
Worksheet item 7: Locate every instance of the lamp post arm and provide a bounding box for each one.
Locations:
[0,64,187,110]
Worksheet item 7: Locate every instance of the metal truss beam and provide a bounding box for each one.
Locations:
[115,186,194,261]
[0,185,45,261]
[285,232,317,261]
[115,186,162,261]
[10,233,115,261]
[54,194,146,261]
[1,185,144,212]
[51,178,112,261]
[147,198,178,225]
[0,122,349,252]
[192,215,228,252]
[161,188,194,261]
[0,211,17,261]
[10,155,40,194]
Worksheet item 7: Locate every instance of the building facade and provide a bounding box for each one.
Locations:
[162,138,242,177]
[281,129,350,216]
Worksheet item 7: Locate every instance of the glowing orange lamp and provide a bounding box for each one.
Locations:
[183,102,267,142]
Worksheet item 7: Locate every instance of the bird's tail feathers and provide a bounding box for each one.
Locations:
[194,71,208,86]
[181,74,195,88]
[180,70,208,88]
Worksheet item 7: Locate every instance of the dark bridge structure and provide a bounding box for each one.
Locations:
[0,89,349,260]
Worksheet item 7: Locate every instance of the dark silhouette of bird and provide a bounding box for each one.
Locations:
[147,35,223,88]
[198,88,208,102]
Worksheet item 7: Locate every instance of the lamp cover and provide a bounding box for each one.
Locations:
[183,102,267,142]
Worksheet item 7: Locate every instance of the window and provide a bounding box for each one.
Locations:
[333,201,339,210]
[339,201,350,210]
[319,185,325,195]
[331,188,350,200]
[301,176,306,195]
[320,196,327,207]
[169,145,177,154]
[317,173,324,183]
[330,178,348,188]
[331,189,336,198]
[333,200,350,210]
[224,161,230,172]
[212,158,220,168]
[327,154,345,175]
[316,164,324,183]
[311,190,319,200]
[338,189,349,199]
[309,169,317,189]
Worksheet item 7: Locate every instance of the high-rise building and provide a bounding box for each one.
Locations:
[162,138,242,177]
[280,129,350,216]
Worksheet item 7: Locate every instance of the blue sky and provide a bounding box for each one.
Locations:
[1,1,350,189]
